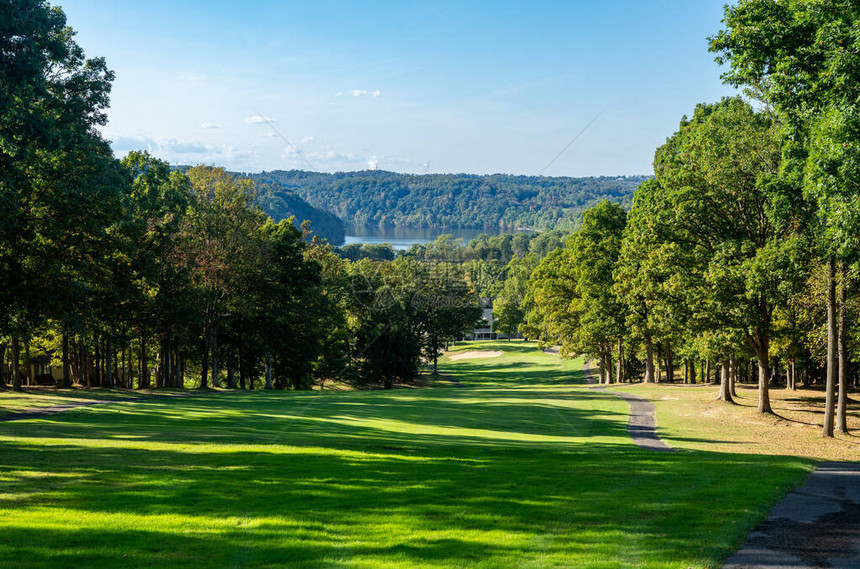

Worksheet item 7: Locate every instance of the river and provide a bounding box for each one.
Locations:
[343,226,523,251]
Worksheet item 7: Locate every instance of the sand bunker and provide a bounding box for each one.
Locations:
[449,350,503,361]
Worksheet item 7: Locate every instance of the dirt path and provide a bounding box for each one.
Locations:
[0,391,200,422]
[723,461,860,568]
[585,361,673,452]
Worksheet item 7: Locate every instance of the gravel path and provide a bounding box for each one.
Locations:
[584,361,673,452]
[723,461,860,568]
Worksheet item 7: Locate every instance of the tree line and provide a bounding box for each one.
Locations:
[249,169,645,232]
[511,0,859,438]
[0,1,482,393]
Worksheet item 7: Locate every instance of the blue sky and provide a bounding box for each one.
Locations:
[61,1,737,176]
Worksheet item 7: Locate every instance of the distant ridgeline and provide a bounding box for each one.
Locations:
[172,165,346,244]
[246,170,648,234]
[254,181,346,245]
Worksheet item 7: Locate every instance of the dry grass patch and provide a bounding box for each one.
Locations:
[604,382,860,461]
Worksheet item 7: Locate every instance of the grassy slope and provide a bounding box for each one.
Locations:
[0,341,810,569]
[0,389,167,417]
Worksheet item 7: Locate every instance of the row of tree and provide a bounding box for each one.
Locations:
[1,1,483,393]
[514,0,860,438]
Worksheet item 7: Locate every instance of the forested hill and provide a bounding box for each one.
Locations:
[174,165,346,244]
[254,181,345,245]
[247,170,648,231]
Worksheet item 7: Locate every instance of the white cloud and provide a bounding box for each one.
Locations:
[110,135,255,167]
[244,115,276,124]
[177,73,208,84]
[300,136,316,144]
[200,123,219,129]
[348,89,381,98]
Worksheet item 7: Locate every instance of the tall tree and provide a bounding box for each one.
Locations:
[185,166,267,389]
[650,98,799,413]
[409,258,482,374]
[121,152,194,389]
[493,253,538,339]
[524,201,627,382]
[1,0,120,390]
[615,179,677,383]
[711,0,860,432]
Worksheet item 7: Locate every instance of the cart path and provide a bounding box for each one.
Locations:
[0,391,201,422]
[723,461,860,569]
[584,361,674,452]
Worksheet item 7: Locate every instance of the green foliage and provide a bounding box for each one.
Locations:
[249,170,645,231]
[493,254,538,337]
[338,242,397,261]
[255,181,345,245]
[523,201,627,362]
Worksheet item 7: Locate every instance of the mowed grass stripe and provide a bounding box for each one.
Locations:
[0,341,811,568]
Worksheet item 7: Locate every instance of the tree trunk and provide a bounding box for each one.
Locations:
[139,337,149,389]
[598,353,606,384]
[245,350,255,390]
[210,323,220,388]
[24,342,31,386]
[689,359,696,385]
[718,358,733,403]
[200,326,209,389]
[754,343,771,413]
[174,343,182,389]
[730,355,738,398]
[82,340,91,387]
[94,338,102,387]
[161,339,170,388]
[265,355,273,390]
[61,330,71,388]
[837,266,849,434]
[227,347,236,389]
[104,337,114,388]
[11,336,21,392]
[119,344,125,388]
[746,324,773,413]
[644,334,655,383]
[616,338,624,383]
[823,257,837,437]
[0,343,7,389]
[665,340,674,382]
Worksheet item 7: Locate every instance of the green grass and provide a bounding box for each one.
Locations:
[0,388,167,417]
[0,340,812,568]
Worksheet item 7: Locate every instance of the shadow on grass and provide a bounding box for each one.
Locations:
[0,341,819,568]
[0,435,812,569]
[1,387,628,450]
